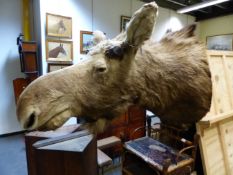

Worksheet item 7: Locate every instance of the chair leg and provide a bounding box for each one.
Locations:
[162,159,171,175]
[192,134,200,171]
[99,167,104,175]
[155,170,161,175]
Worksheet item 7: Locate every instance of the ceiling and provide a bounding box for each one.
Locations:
[141,0,233,21]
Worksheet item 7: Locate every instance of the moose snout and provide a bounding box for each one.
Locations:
[22,112,38,130]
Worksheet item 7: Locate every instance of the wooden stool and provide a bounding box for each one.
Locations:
[97,136,121,175]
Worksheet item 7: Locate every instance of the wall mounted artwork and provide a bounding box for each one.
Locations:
[46,13,72,38]
[80,31,93,54]
[48,63,73,72]
[207,34,233,51]
[121,16,131,32]
[46,39,73,62]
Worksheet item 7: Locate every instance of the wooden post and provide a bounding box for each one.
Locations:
[22,0,31,40]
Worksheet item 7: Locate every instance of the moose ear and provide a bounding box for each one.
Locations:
[125,2,158,47]
[93,31,107,45]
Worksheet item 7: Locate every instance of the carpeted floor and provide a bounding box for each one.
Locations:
[0,134,121,175]
[0,134,27,175]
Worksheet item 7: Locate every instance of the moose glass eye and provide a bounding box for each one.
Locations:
[96,67,106,73]
[105,46,124,59]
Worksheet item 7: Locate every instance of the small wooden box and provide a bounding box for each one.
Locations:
[20,41,39,74]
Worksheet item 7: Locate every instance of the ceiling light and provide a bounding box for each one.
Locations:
[177,0,230,13]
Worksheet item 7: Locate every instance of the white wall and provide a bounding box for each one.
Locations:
[199,14,233,42]
[152,7,195,41]
[0,0,25,134]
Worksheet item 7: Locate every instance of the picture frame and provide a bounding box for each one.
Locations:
[120,16,131,32]
[48,63,73,72]
[206,34,233,51]
[46,39,73,62]
[80,31,94,54]
[46,13,72,38]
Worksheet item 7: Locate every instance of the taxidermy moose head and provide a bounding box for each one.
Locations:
[17,2,212,132]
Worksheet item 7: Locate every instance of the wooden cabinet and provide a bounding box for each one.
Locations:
[13,77,37,104]
[19,41,39,75]
[97,106,146,142]
[22,52,38,73]
[14,41,40,104]
[13,78,30,103]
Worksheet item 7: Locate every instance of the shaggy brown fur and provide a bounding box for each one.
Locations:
[16,2,212,132]
[133,25,212,128]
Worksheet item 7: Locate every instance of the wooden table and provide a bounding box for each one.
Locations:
[123,137,194,175]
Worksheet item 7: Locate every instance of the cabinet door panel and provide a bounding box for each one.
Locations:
[128,106,146,123]
[13,78,29,103]
[23,52,38,72]
[110,112,128,127]
[128,122,146,140]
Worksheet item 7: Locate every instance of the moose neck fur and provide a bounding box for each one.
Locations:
[107,26,212,129]
[128,36,211,128]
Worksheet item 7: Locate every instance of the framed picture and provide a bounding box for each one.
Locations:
[206,34,233,51]
[80,31,94,54]
[46,13,72,38]
[121,16,131,32]
[46,39,73,62]
[48,63,73,72]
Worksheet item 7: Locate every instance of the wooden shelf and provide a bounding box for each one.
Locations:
[198,110,233,127]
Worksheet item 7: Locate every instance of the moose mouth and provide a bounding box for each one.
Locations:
[38,109,72,131]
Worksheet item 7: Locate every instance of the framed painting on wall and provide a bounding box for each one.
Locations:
[48,63,73,72]
[46,39,73,62]
[80,31,94,54]
[206,34,233,51]
[121,16,131,32]
[46,13,72,38]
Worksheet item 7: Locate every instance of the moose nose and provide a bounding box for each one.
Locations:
[23,113,37,129]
